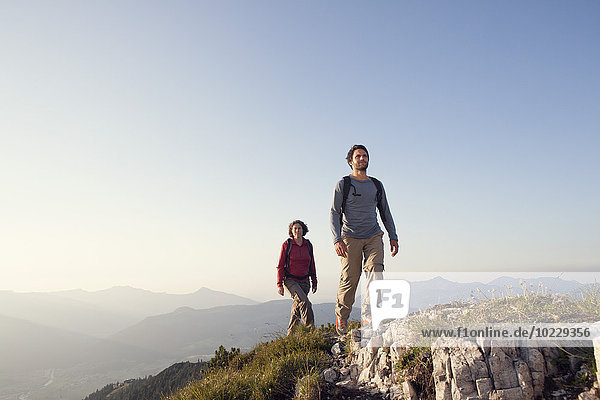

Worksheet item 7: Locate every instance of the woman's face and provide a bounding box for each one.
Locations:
[291,223,303,239]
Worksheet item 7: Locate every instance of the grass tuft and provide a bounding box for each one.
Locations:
[166,326,333,400]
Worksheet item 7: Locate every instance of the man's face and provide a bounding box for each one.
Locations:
[350,149,369,171]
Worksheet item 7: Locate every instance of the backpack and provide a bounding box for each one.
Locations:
[340,175,386,225]
[284,238,315,280]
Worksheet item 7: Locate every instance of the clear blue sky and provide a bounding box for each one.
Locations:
[1,1,598,301]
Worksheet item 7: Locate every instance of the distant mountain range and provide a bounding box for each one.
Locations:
[0,313,169,371]
[407,276,587,312]
[0,286,257,400]
[108,300,352,360]
[0,278,593,400]
[0,298,349,400]
[52,286,258,319]
[0,286,257,337]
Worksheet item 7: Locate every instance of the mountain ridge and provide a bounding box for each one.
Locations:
[0,286,258,338]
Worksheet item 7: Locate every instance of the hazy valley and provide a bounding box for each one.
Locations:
[0,277,591,400]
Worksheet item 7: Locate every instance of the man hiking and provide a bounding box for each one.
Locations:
[330,144,398,335]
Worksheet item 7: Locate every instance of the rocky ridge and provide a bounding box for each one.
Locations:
[320,313,600,399]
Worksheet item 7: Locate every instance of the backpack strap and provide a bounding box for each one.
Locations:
[340,175,386,223]
[340,176,352,225]
[305,239,316,277]
[285,238,292,269]
[369,176,386,223]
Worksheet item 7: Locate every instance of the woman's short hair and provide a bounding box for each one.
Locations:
[346,144,369,168]
[288,220,309,237]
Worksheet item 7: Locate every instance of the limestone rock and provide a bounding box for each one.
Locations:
[521,348,545,399]
[578,391,600,400]
[488,348,518,389]
[357,345,378,369]
[358,358,375,383]
[331,342,344,356]
[402,380,418,400]
[339,366,350,379]
[332,304,599,400]
[432,345,452,400]
[489,387,523,400]
[335,379,356,389]
[322,368,337,383]
[349,363,359,380]
[514,360,534,400]
[475,377,492,399]
[449,347,478,399]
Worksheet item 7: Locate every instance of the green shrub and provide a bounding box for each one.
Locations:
[207,346,241,371]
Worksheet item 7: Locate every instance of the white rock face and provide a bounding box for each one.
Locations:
[328,318,600,399]
[322,309,600,399]
[322,367,337,383]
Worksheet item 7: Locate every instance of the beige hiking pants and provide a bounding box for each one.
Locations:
[283,279,314,336]
[335,233,384,321]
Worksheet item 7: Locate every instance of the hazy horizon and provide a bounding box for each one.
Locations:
[4,271,599,304]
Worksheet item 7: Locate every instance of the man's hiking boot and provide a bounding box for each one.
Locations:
[336,316,348,336]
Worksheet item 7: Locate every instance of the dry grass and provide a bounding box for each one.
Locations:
[166,326,332,400]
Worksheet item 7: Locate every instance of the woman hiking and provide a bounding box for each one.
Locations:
[276,220,318,336]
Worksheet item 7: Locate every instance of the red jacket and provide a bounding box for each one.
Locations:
[277,238,317,288]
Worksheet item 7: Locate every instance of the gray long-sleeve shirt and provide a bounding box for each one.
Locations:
[330,176,398,244]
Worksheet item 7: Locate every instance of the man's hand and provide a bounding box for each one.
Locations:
[311,283,317,294]
[277,286,284,296]
[334,240,348,258]
[390,240,399,257]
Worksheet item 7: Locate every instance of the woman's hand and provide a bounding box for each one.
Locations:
[277,286,284,296]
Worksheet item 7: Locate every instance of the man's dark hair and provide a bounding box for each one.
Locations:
[346,144,369,169]
[288,220,309,237]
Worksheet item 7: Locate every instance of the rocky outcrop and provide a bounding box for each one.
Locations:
[430,341,558,400]
[323,323,599,400]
